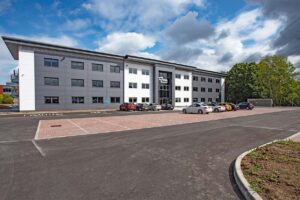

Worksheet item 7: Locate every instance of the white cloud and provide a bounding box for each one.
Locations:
[63,19,91,31]
[96,32,157,57]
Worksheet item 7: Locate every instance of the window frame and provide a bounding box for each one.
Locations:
[110,81,121,88]
[44,96,59,104]
[44,77,59,86]
[71,61,84,70]
[92,80,104,88]
[110,65,120,73]
[44,58,59,67]
[142,83,150,89]
[129,68,137,74]
[71,79,85,87]
[184,75,189,80]
[92,97,104,104]
[184,86,189,91]
[129,82,137,89]
[142,69,150,75]
[111,97,120,103]
[92,63,103,72]
[72,96,84,104]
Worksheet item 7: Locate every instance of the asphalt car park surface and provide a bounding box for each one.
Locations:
[0,108,300,200]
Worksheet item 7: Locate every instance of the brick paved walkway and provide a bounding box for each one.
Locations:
[35,107,295,140]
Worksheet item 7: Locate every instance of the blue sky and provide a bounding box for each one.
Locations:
[0,0,299,84]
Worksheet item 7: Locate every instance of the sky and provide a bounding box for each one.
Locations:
[0,0,300,84]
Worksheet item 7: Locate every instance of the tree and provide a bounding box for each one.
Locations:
[225,63,259,103]
[0,94,14,104]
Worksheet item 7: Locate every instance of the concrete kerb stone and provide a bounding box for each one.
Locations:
[233,131,300,200]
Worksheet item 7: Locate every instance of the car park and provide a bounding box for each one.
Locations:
[208,103,226,112]
[119,103,137,111]
[161,103,174,110]
[182,103,213,114]
[148,103,161,111]
[238,102,254,110]
[136,103,149,111]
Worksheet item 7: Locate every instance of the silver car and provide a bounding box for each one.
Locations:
[182,103,213,114]
[148,103,162,111]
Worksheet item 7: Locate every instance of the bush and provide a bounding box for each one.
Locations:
[0,94,14,104]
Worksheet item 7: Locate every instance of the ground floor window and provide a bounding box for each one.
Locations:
[142,97,149,103]
[129,97,137,103]
[111,97,120,103]
[92,97,103,103]
[45,96,59,104]
[72,97,84,104]
[208,98,213,102]
[184,98,189,102]
[201,98,205,102]
[193,98,198,102]
[175,98,181,102]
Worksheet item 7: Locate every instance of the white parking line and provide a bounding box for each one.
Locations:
[34,120,41,140]
[231,124,298,132]
[67,119,89,134]
[98,118,132,130]
[32,139,46,157]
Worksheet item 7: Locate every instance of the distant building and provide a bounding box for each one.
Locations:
[0,69,19,97]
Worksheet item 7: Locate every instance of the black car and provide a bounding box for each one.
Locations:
[136,103,149,111]
[161,103,174,110]
[237,102,254,110]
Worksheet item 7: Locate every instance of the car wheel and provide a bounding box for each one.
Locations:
[214,108,219,112]
[183,109,187,114]
[198,109,203,114]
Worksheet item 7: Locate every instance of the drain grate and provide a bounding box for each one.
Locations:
[50,125,62,128]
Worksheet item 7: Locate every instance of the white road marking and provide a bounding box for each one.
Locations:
[231,124,298,132]
[67,119,89,134]
[34,120,41,140]
[98,118,132,130]
[0,139,32,144]
[31,139,46,157]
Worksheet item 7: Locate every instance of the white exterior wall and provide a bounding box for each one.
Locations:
[124,62,153,103]
[221,77,225,102]
[19,49,35,111]
[174,70,192,107]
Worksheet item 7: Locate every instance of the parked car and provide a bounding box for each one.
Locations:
[207,103,226,112]
[238,102,254,110]
[119,103,136,111]
[219,103,232,111]
[228,103,239,111]
[148,103,161,111]
[161,103,174,110]
[182,103,213,114]
[136,103,149,111]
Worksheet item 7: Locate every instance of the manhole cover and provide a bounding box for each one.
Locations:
[50,125,62,127]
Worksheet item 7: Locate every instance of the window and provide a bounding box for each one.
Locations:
[193,98,198,102]
[184,86,189,91]
[110,65,120,73]
[111,81,120,88]
[216,98,220,102]
[193,76,198,81]
[142,97,149,103]
[92,97,103,104]
[142,69,149,75]
[71,61,84,70]
[129,82,137,89]
[175,74,181,79]
[208,98,213,102]
[111,97,120,103]
[3,88,11,92]
[72,97,84,104]
[142,83,149,89]
[92,63,103,72]
[44,96,59,104]
[129,68,137,74]
[216,88,220,93]
[184,98,189,102]
[201,98,205,102]
[184,75,189,80]
[44,77,59,86]
[201,87,206,92]
[216,79,220,83]
[208,88,212,92]
[175,98,181,102]
[175,86,181,91]
[201,77,206,82]
[92,80,103,88]
[44,58,58,67]
[193,87,198,92]
[71,79,84,87]
[208,78,213,83]
[129,97,137,103]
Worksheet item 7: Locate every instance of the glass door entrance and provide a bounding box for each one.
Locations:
[158,71,172,105]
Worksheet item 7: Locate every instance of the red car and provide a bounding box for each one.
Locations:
[119,103,136,111]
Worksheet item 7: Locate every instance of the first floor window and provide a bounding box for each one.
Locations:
[111,97,120,103]
[92,80,103,88]
[216,79,220,83]
[175,98,181,102]
[208,88,212,92]
[201,98,205,102]
[201,77,206,82]
[142,97,149,103]
[175,74,181,79]
[201,87,206,92]
[45,96,59,104]
[71,61,84,70]
[216,88,220,93]
[110,65,120,73]
[142,83,149,89]
[44,58,58,67]
[129,68,137,74]
[129,82,137,88]
[208,98,213,102]
[208,78,213,83]
[71,79,84,87]
[184,86,189,91]
[184,75,189,80]
[193,76,198,81]
[72,97,84,104]
[111,81,121,88]
[193,98,198,102]
[92,63,103,72]
[175,86,181,91]
[129,97,137,103]
[184,98,189,102]
[92,97,103,103]
[142,69,150,75]
[44,77,59,86]
[193,87,198,92]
